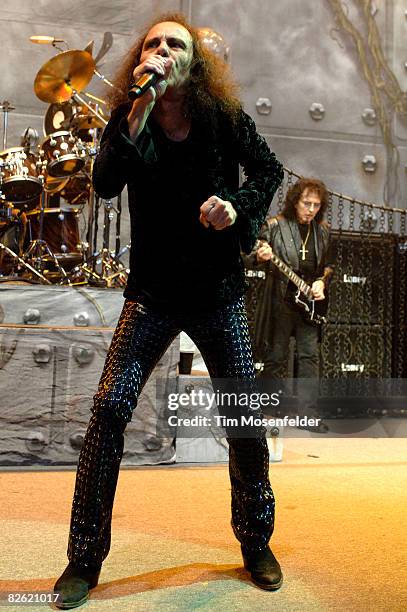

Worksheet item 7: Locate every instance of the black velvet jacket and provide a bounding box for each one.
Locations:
[93,103,284,310]
[246,215,334,304]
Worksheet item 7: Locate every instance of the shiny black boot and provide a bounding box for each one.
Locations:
[54,562,101,609]
[241,545,283,590]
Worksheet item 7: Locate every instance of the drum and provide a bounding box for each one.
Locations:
[0,208,27,276]
[25,208,83,269]
[0,147,43,204]
[43,101,76,135]
[44,101,107,143]
[60,172,91,208]
[40,131,86,178]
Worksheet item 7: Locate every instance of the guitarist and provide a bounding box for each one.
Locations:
[253,178,333,431]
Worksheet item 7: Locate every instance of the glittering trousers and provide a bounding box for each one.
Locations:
[67,298,275,569]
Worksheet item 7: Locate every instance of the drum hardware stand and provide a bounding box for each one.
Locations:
[1,100,15,149]
[23,189,71,284]
[71,91,107,128]
[84,125,101,269]
[0,242,51,284]
[66,96,106,269]
[84,196,129,288]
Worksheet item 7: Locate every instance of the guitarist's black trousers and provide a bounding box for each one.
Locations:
[262,301,320,379]
[66,298,275,571]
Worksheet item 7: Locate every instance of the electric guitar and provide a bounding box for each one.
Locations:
[255,241,328,325]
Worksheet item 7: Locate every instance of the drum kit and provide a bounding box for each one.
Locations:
[0,39,128,287]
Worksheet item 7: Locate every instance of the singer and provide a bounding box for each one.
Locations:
[54,12,284,608]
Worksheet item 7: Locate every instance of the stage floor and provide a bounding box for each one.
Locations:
[0,437,406,611]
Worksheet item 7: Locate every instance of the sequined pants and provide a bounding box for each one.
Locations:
[67,298,275,570]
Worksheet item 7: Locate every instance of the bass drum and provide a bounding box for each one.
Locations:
[25,208,83,270]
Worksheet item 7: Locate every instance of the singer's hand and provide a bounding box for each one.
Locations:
[127,56,174,141]
[199,196,237,230]
[131,56,174,103]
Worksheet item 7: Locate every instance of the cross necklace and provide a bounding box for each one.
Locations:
[299,224,311,261]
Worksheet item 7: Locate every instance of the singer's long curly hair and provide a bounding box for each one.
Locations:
[282,178,329,224]
[106,12,241,124]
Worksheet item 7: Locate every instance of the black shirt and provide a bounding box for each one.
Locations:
[92,103,284,313]
[298,222,317,282]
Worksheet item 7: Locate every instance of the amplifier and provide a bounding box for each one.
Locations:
[320,323,392,378]
[327,231,395,326]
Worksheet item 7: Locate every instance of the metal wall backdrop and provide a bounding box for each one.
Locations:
[1,1,407,246]
[188,0,407,210]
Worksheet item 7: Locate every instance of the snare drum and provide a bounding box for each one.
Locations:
[41,131,86,178]
[0,147,43,204]
[25,208,83,269]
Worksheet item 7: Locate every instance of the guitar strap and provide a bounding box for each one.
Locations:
[277,217,301,271]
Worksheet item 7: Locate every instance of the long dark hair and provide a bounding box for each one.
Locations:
[106,12,241,124]
[282,177,329,223]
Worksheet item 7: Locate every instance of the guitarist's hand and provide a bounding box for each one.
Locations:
[256,242,272,262]
[311,280,325,301]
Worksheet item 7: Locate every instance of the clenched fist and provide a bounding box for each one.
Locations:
[199,196,237,230]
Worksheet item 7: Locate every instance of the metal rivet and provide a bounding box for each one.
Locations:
[32,344,51,364]
[72,343,94,364]
[309,102,325,121]
[26,432,46,452]
[69,431,85,450]
[73,311,90,327]
[362,154,377,173]
[143,436,163,451]
[23,308,41,325]
[362,108,377,126]
[255,98,272,115]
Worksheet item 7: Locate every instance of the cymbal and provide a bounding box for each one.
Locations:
[34,50,95,103]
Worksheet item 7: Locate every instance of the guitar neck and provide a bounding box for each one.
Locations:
[269,252,313,299]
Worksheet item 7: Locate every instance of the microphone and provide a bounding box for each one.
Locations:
[29,35,65,44]
[128,72,160,100]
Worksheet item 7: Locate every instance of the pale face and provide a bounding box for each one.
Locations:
[295,188,322,224]
[140,21,193,90]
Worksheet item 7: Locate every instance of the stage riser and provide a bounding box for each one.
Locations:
[0,324,179,466]
[0,285,125,328]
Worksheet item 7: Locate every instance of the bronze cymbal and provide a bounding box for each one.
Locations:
[34,50,95,103]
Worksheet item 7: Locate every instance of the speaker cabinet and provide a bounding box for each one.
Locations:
[321,323,392,378]
[327,231,395,326]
